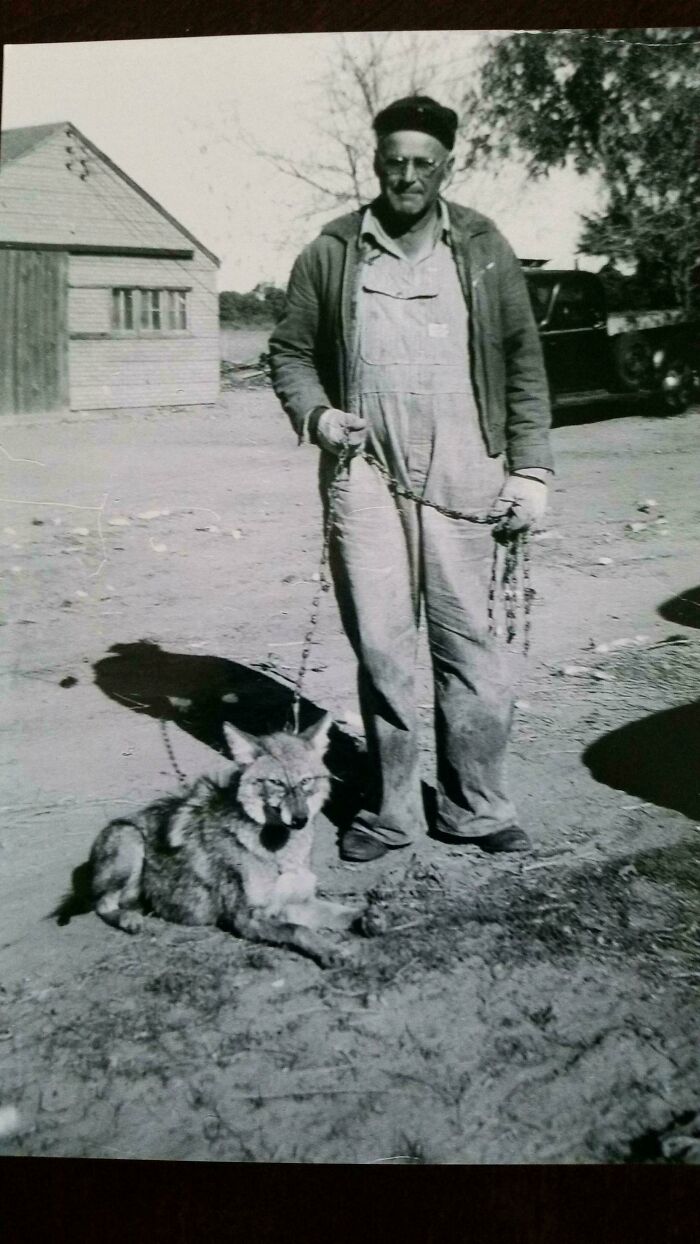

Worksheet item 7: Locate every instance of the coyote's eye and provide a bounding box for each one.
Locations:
[264,779,285,792]
[299,776,317,792]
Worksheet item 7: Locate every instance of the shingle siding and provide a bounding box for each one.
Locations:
[0,126,196,253]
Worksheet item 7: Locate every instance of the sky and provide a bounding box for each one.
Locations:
[2,34,603,290]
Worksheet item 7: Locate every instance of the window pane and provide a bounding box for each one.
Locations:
[124,289,133,330]
[111,290,121,329]
[177,290,187,330]
[140,289,150,330]
[526,279,553,324]
[550,284,596,330]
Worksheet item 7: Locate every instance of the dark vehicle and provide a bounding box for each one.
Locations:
[524,270,697,417]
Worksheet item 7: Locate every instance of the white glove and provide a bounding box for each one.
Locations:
[489,473,548,534]
[315,408,367,457]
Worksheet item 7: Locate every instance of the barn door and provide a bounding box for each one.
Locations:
[0,249,69,414]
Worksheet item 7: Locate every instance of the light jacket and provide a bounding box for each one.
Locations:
[269,199,553,472]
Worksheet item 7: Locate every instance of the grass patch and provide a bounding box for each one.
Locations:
[633,838,700,895]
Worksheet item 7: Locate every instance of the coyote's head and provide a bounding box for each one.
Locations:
[223,715,333,830]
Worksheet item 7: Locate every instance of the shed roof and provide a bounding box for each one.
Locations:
[0,122,64,166]
[0,122,219,266]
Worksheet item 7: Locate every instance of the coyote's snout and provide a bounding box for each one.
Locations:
[90,714,364,967]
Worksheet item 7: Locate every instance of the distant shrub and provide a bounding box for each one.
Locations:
[219,284,286,326]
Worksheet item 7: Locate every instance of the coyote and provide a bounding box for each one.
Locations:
[90,714,363,967]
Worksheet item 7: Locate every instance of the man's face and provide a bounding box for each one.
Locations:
[374,130,454,219]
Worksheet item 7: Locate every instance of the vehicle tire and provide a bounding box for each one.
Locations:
[659,362,693,415]
[611,332,654,392]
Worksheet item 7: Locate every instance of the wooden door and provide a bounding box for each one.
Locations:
[0,249,69,414]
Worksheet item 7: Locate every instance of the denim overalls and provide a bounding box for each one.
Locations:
[329,207,518,842]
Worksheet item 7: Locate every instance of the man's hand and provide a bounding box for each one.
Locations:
[489,474,548,535]
[315,408,367,457]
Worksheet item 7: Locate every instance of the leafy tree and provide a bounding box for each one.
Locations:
[219,286,286,325]
[464,29,700,311]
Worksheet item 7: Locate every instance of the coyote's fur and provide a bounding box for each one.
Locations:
[90,714,362,967]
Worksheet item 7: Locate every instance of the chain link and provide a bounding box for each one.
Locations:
[160,716,189,789]
[291,446,535,728]
[290,438,353,733]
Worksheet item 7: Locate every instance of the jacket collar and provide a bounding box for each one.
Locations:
[359,197,451,256]
[320,198,493,245]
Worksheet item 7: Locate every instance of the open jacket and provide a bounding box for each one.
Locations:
[269,200,553,472]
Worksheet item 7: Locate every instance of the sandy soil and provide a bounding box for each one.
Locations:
[219,325,271,364]
[1,375,699,1163]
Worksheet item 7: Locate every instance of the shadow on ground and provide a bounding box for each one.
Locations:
[51,640,371,927]
[583,589,700,821]
[583,699,700,821]
[551,397,658,429]
[658,586,700,630]
[92,640,368,825]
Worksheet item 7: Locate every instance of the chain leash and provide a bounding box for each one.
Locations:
[290,445,535,730]
[290,439,352,733]
[160,716,189,790]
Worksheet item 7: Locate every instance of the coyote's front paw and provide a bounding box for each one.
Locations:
[118,910,144,934]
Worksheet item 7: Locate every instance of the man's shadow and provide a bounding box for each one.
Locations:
[53,639,369,925]
[583,701,700,821]
[583,588,700,821]
[657,586,700,630]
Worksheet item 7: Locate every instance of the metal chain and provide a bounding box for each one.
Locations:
[363,451,497,525]
[488,529,533,655]
[290,447,534,729]
[522,530,534,657]
[160,716,189,790]
[290,441,352,733]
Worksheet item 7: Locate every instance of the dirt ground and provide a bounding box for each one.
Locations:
[1,368,699,1163]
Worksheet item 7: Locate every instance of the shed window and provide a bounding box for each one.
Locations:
[111,288,188,334]
[167,289,188,331]
[112,288,134,331]
[141,289,161,331]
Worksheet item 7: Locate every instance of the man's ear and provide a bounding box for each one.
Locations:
[301,712,333,756]
[222,722,262,767]
[441,153,455,190]
[373,147,382,178]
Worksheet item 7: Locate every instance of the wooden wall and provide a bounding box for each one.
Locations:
[0,249,68,414]
[68,252,219,408]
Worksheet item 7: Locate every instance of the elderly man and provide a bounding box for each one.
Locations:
[269,95,553,862]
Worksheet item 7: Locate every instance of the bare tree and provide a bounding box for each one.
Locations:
[255,32,496,219]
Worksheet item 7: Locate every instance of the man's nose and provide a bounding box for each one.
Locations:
[399,160,421,179]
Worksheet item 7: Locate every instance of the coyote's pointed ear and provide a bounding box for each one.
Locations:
[222,722,262,767]
[301,712,333,755]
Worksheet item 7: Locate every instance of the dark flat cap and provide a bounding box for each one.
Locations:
[373,95,459,150]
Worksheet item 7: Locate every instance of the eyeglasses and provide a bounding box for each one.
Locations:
[379,155,445,178]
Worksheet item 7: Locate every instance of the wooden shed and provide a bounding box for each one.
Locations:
[0,122,220,414]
